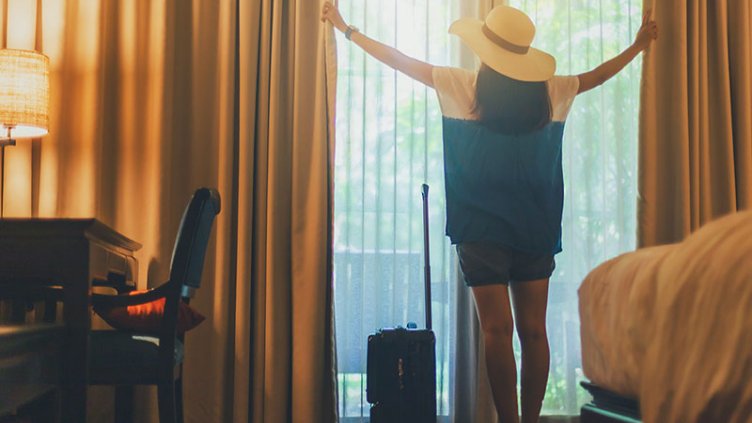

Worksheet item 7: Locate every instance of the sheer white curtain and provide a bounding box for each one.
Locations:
[332,0,461,419]
[332,0,641,420]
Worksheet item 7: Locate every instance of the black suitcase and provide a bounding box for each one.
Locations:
[366,184,437,423]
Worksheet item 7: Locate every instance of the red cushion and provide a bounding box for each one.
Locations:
[95,290,205,334]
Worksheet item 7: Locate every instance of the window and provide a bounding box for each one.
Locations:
[505,0,642,414]
[333,0,459,418]
[333,0,641,418]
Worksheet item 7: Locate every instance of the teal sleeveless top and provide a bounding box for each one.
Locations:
[443,118,565,254]
[433,67,579,255]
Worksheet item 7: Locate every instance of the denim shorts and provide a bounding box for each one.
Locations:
[456,241,555,286]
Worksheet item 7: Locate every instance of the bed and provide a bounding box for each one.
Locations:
[578,210,752,423]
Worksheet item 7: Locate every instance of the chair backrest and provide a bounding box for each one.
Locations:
[156,188,220,367]
[168,188,221,299]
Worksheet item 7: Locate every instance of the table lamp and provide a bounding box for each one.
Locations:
[0,49,50,217]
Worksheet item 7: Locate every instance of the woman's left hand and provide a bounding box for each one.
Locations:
[321,2,347,32]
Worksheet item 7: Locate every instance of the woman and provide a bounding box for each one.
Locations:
[321,3,657,423]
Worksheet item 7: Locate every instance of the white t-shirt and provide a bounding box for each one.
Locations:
[431,66,580,122]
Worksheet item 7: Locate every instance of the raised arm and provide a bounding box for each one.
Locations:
[577,10,658,94]
[321,2,435,88]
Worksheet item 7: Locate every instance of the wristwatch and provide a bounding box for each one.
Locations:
[345,25,359,40]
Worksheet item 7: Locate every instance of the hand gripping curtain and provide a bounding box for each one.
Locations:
[639,0,752,246]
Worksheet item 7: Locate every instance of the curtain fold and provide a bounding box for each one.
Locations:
[638,0,752,246]
[243,0,338,421]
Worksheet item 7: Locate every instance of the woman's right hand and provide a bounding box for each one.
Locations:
[633,9,658,51]
[577,8,658,93]
[321,2,348,33]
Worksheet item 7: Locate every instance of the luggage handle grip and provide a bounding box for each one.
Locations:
[421,183,432,331]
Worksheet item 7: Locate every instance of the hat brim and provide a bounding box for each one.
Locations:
[449,18,555,82]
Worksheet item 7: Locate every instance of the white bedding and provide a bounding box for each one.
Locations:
[579,210,752,423]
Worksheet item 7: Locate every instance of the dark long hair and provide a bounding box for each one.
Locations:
[473,63,552,135]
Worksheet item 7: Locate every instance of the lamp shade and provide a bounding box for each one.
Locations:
[0,49,50,138]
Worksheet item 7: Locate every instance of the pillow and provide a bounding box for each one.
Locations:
[94,290,205,334]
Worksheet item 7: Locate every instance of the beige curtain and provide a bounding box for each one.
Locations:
[242,0,338,422]
[2,0,336,421]
[20,0,239,421]
[639,0,752,246]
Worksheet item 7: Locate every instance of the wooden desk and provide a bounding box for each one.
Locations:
[0,219,140,422]
[0,323,64,419]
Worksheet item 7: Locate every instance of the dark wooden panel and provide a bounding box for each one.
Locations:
[0,324,64,419]
[580,382,641,423]
[582,404,641,423]
[0,218,140,252]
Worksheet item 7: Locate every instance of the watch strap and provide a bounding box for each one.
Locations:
[345,25,358,40]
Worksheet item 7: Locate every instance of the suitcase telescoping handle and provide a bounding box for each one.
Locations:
[421,183,432,331]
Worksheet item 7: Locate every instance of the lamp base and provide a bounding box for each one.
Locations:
[0,141,13,218]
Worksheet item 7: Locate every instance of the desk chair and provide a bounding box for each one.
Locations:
[90,188,221,423]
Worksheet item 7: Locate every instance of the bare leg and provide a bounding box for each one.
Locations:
[510,278,550,423]
[471,284,519,423]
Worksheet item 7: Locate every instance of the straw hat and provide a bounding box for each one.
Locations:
[449,5,555,82]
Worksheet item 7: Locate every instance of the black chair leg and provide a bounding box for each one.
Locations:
[175,377,184,423]
[114,385,135,423]
[157,383,178,423]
